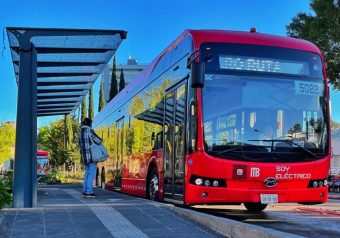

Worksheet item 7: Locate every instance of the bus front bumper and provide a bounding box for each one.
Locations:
[185,184,328,205]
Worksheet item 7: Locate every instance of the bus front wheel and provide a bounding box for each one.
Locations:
[244,203,267,212]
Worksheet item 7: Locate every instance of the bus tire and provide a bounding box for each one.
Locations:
[148,167,159,201]
[244,203,267,212]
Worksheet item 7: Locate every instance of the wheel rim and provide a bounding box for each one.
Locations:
[149,174,159,200]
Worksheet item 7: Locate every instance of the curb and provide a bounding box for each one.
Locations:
[167,205,304,238]
[328,195,340,200]
[0,211,4,225]
[0,210,5,235]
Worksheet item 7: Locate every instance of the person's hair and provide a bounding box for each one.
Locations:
[82,118,92,127]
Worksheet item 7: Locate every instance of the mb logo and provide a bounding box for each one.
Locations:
[250,168,260,177]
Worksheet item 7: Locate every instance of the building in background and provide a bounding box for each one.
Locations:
[103,55,147,102]
[3,121,16,127]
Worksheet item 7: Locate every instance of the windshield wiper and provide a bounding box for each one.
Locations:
[214,145,245,155]
[209,144,264,161]
[248,139,318,159]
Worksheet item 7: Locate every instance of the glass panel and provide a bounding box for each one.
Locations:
[114,118,124,187]
[164,92,174,191]
[201,43,328,162]
[174,84,186,194]
[31,34,121,49]
[202,74,328,162]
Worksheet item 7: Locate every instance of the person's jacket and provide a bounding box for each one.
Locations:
[79,125,102,164]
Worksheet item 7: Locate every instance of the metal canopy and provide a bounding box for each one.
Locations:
[6,27,127,208]
[7,27,127,117]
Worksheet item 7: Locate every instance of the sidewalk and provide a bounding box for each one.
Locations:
[0,184,219,238]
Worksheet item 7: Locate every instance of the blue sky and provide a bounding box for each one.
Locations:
[0,0,339,127]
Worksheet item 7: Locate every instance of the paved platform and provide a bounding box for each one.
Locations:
[0,184,219,238]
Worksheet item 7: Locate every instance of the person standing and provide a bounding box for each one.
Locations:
[79,117,102,197]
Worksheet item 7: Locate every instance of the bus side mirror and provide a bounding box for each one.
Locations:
[191,61,205,88]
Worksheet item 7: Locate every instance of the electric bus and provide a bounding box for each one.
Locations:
[94,29,330,211]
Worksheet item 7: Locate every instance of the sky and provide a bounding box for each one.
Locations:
[0,0,339,127]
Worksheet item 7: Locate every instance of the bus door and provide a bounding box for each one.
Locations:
[115,117,124,188]
[163,83,186,202]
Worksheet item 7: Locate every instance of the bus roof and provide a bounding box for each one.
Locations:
[186,29,322,55]
[94,29,323,126]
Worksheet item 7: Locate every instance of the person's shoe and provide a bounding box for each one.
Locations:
[84,193,97,198]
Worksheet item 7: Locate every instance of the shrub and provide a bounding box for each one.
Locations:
[0,176,12,209]
[38,168,61,184]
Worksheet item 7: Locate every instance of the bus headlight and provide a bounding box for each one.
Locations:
[195,178,203,186]
[308,179,328,188]
[190,175,226,187]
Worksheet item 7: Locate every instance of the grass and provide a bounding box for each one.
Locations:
[39,169,83,184]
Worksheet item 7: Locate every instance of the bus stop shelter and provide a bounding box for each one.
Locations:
[6,27,127,208]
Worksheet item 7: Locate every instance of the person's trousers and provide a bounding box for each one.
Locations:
[83,163,97,194]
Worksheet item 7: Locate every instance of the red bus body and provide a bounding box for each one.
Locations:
[94,30,331,210]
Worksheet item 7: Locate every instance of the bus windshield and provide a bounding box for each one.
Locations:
[201,43,329,162]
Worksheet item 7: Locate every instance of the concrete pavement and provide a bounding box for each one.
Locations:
[0,184,219,238]
[1,184,324,238]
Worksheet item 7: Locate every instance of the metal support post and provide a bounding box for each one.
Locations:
[12,43,37,208]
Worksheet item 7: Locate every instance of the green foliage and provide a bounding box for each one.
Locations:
[81,98,87,123]
[98,79,106,112]
[37,126,50,151]
[39,169,83,184]
[119,68,125,92]
[37,117,80,170]
[287,0,340,89]
[0,123,15,164]
[39,168,61,184]
[65,115,73,149]
[0,172,13,209]
[109,54,118,101]
[88,88,94,120]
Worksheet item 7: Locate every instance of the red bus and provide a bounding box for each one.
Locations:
[94,29,331,211]
[37,150,50,177]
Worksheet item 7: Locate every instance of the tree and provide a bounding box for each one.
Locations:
[88,88,94,120]
[81,97,87,123]
[0,123,15,164]
[98,79,106,112]
[109,54,118,101]
[65,114,73,149]
[287,0,340,89]
[37,117,80,169]
[119,68,126,92]
[37,126,49,151]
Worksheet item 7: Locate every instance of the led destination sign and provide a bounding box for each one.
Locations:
[219,55,309,75]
